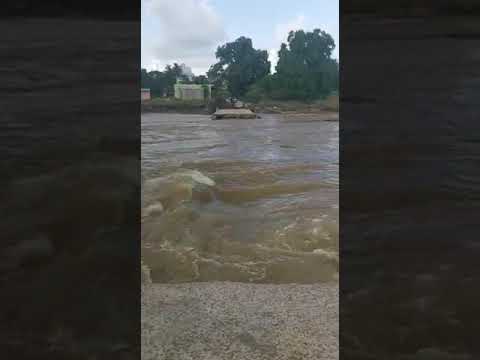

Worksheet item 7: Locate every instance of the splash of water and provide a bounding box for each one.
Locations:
[142,169,338,283]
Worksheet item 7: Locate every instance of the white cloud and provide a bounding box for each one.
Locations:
[142,0,226,74]
[269,14,307,71]
[274,15,307,44]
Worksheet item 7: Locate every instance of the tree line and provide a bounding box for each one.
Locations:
[141,28,338,103]
[141,64,208,98]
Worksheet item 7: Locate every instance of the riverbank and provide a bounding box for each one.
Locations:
[248,96,339,114]
[142,281,338,360]
[142,113,338,284]
[141,98,209,114]
[141,96,339,119]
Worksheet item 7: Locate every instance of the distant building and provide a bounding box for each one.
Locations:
[174,83,212,101]
[180,64,194,81]
[141,88,151,102]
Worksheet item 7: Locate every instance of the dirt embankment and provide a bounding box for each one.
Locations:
[141,98,209,114]
[247,96,339,118]
[142,95,339,117]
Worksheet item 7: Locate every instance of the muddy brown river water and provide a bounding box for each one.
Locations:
[141,113,338,283]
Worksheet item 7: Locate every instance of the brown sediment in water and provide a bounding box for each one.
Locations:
[216,182,333,204]
[141,186,338,284]
[142,113,338,284]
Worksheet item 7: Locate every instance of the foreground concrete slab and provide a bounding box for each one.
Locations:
[142,282,338,360]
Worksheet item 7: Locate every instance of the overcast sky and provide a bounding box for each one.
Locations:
[141,0,339,75]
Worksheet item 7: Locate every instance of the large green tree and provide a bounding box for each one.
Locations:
[246,29,338,102]
[274,29,338,100]
[208,37,270,101]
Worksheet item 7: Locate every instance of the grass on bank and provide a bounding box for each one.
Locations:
[147,97,205,107]
[247,94,339,113]
[142,97,208,113]
[142,94,339,114]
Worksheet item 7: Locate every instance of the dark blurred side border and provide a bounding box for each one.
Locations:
[0,2,141,359]
[341,1,480,359]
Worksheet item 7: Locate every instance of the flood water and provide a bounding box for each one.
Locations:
[142,113,338,283]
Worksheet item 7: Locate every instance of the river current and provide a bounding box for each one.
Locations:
[142,113,338,283]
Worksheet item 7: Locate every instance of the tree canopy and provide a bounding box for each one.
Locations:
[247,29,338,101]
[142,29,338,104]
[207,37,271,100]
[247,29,338,100]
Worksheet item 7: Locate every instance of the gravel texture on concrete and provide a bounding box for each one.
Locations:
[142,282,338,360]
